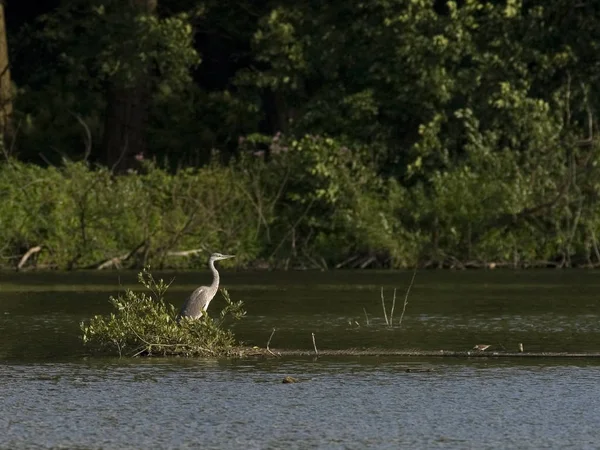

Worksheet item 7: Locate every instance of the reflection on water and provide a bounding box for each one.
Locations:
[1,270,600,448]
[1,359,600,449]
[2,270,600,358]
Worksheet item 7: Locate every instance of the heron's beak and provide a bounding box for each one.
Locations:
[223,254,235,259]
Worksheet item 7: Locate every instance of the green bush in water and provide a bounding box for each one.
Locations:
[81,268,246,357]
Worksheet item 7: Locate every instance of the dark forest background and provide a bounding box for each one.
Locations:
[2,0,600,270]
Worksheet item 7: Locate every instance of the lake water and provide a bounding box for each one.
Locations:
[1,269,600,448]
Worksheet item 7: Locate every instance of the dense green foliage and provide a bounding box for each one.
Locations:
[81,268,246,356]
[5,0,600,268]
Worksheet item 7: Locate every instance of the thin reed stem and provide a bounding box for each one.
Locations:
[380,287,389,326]
[267,328,276,351]
[266,328,278,357]
[398,267,417,327]
[389,288,397,327]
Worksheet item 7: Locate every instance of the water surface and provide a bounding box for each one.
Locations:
[2,269,600,358]
[1,270,599,449]
[1,358,599,449]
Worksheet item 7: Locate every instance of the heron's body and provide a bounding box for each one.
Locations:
[177,253,234,320]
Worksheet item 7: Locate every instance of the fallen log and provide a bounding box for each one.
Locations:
[17,245,43,271]
[93,240,147,270]
[232,347,600,358]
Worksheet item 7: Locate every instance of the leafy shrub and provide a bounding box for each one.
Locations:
[240,134,418,266]
[0,158,264,269]
[81,267,246,357]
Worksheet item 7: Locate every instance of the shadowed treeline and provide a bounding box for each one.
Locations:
[3,1,600,269]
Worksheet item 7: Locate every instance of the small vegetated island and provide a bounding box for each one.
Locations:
[81,268,246,357]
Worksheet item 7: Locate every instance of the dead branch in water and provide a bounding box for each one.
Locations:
[266,328,279,357]
[398,267,417,327]
[380,287,389,326]
[389,288,397,326]
[380,287,397,327]
[363,308,370,326]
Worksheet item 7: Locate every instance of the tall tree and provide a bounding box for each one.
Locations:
[0,1,12,141]
[102,0,157,171]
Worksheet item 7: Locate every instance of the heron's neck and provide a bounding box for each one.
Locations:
[208,258,220,293]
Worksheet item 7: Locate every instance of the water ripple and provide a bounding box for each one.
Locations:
[1,360,599,449]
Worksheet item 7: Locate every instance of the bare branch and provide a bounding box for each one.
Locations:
[17,246,42,271]
[69,110,92,162]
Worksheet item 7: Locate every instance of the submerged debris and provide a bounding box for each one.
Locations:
[405,367,434,373]
[472,344,491,351]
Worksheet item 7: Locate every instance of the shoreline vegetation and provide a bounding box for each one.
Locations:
[5,3,600,272]
[4,133,600,273]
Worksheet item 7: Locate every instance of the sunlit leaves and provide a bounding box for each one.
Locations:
[80,267,246,357]
[0,159,263,269]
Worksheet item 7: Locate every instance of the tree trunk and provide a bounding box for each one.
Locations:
[0,2,13,141]
[103,83,149,171]
[263,89,290,135]
[102,0,157,172]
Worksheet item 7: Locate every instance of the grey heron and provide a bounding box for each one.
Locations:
[177,252,235,320]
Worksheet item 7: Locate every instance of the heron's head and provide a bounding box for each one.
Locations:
[210,252,235,262]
